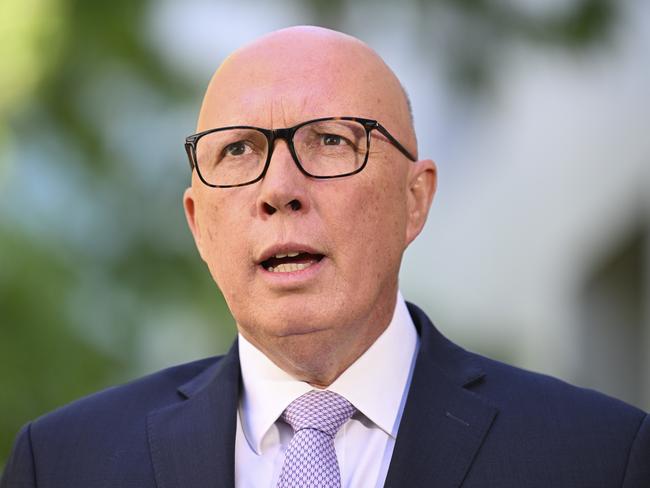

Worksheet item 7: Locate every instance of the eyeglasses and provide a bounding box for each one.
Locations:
[184,116,416,188]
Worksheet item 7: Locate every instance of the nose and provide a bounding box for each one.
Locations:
[256,139,310,217]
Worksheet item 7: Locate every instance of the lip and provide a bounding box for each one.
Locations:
[256,242,327,286]
[256,242,325,265]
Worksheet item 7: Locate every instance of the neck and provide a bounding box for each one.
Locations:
[239,298,397,386]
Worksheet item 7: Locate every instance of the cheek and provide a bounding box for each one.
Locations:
[197,199,251,289]
[332,175,408,272]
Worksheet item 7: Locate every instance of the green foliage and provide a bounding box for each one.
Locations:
[0,0,234,468]
[0,227,121,462]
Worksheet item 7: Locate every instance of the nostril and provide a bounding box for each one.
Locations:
[263,202,276,215]
[288,199,301,211]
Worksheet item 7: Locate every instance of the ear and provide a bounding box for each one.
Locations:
[183,186,207,261]
[405,159,437,246]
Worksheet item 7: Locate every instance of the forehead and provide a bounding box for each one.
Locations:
[198,38,401,131]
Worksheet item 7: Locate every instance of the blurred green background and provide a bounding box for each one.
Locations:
[2,0,648,468]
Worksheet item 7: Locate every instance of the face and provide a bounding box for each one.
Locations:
[184,28,436,384]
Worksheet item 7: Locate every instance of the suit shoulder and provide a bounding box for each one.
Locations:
[468,350,646,422]
[460,351,650,484]
[32,355,225,431]
[408,302,646,420]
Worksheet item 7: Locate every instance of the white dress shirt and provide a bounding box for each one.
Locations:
[234,292,419,488]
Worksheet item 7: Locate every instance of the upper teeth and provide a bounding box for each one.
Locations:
[274,252,300,258]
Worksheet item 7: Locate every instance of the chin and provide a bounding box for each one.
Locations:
[236,300,342,345]
[252,293,338,329]
[264,307,337,338]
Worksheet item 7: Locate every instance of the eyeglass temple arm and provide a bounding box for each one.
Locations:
[185,142,196,170]
[374,124,417,162]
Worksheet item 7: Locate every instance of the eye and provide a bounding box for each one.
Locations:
[322,134,343,146]
[224,141,249,156]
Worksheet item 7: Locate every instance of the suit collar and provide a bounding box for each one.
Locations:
[407,302,486,388]
[384,302,498,487]
[147,341,240,488]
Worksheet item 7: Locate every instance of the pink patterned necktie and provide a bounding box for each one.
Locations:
[276,390,356,488]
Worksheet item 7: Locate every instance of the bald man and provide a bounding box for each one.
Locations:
[2,27,649,488]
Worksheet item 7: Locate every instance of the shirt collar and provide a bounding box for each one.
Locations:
[237,292,419,455]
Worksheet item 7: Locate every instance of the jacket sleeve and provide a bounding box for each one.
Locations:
[1,423,37,488]
[622,413,650,487]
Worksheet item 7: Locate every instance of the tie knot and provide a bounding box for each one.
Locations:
[282,390,355,438]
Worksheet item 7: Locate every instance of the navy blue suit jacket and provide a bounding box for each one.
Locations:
[2,303,649,487]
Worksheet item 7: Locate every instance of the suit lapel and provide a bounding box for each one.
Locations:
[384,304,498,488]
[147,342,240,488]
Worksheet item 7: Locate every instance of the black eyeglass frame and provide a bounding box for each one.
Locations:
[184,116,417,188]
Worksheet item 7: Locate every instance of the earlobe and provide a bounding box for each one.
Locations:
[183,187,205,260]
[405,159,437,245]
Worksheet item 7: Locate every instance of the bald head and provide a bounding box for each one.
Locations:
[198,26,417,155]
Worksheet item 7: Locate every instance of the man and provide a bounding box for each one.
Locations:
[2,26,649,488]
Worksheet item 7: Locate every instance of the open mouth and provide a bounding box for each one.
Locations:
[261,252,325,273]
